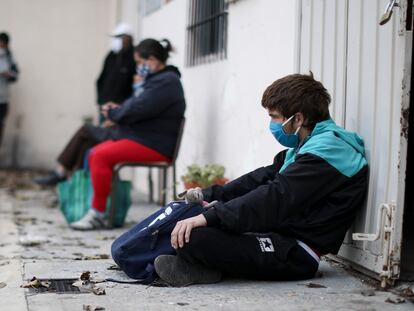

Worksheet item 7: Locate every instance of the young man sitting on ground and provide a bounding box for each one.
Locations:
[154,73,369,286]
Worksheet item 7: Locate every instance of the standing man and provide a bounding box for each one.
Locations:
[0,32,19,147]
[96,23,136,124]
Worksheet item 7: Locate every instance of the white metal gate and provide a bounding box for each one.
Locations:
[299,0,412,286]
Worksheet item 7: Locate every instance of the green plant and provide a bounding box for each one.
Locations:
[182,164,227,188]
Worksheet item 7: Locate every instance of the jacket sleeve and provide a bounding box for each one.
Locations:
[107,75,178,124]
[202,150,286,202]
[96,53,111,103]
[6,51,19,83]
[203,152,349,233]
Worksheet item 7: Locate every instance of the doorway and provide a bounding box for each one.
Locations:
[401,3,414,278]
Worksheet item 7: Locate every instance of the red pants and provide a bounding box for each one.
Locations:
[89,139,170,212]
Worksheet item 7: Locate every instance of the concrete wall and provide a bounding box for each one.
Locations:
[126,0,298,189]
[0,0,116,168]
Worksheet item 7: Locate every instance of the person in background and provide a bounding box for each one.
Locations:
[69,38,185,230]
[0,32,19,147]
[96,23,136,124]
[35,39,185,232]
[34,39,172,186]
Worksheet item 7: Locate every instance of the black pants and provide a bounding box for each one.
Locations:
[0,103,8,147]
[57,124,116,171]
[177,227,319,281]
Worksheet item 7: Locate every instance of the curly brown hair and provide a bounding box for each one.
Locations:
[261,72,331,128]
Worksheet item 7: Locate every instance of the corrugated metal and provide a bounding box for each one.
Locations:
[299,0,410,282]
[300,0,348,126]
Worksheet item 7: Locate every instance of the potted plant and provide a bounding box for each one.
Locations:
[182,164,228,189]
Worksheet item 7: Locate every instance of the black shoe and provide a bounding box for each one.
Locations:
[33,171,66,186]
[154,255,222,287]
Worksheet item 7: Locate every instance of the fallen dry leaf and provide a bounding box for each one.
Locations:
[83,305,105,311]
[80,271,91,281]
[21,277,40,288]
[92,287,106,295]
[0,261,10,267]
[90,277,105,284]
[95,235,116,241]
[0,282,6,288]
[107,264,121,271]
[402,287,414,297]
[72,280,83,288]
[385,297,405,304]
[19,235,48,247]
[301,283,326,288]
[74,254,110,260]
[361,289,376,297]
[73,272,106,295]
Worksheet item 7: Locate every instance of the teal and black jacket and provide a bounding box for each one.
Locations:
[202,119,369,255]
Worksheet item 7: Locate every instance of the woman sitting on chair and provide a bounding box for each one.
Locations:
[36,38,186,230]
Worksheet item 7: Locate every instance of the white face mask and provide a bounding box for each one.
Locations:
[111,38,122,53]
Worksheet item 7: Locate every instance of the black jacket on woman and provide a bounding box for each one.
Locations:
[96,48,136,105]
[106,65,186,159]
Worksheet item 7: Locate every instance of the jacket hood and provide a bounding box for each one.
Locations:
[163,65,181,78]
[279,118,368,176]
[311,119,366,156]
[148,65,181,79]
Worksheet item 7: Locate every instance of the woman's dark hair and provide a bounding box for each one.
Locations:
[135,38,172,63]
[0,32,10,45]
[261,72,331,128]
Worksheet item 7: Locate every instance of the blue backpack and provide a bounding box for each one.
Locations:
[111,201,205,284]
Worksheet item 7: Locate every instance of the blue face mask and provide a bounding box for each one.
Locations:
[269,115,301,148]
[136,64,151,78]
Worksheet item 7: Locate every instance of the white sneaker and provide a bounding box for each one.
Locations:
[70,209,107,231]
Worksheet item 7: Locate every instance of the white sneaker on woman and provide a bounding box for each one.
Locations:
[70,209,107,230]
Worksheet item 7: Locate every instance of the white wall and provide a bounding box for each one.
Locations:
[133,0,298,189]
[115,0,142,41]
[0,0,299,194]
[0,0,116,168]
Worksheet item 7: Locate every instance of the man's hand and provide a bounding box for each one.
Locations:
[1,71,12,78]
[101,108,109,119]
[102,102,120,111]
[171,214,207,249]
[134,74,144,83]
[101,102,120,118]
[101,120,115,128]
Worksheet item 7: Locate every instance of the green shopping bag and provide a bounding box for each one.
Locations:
[57,170,131,227]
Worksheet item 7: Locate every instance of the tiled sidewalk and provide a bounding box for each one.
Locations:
[0,187,412,311]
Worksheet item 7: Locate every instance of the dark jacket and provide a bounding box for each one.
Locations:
[107,65,186,159]
[0,49,19,103]
[96,47,136,105]
[202,119,369,255]
[5,50,19,83]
